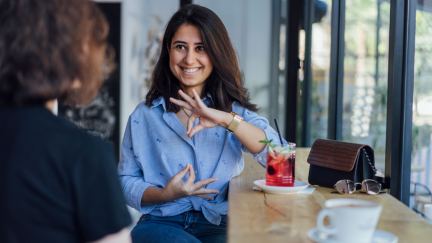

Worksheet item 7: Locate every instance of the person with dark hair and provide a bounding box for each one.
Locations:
[118,4,284,243]
[0,0,131,242]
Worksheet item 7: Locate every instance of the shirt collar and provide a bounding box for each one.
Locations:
[202,93,214,107]
[150,96,166,110]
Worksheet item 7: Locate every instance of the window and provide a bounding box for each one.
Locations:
[308,0,332,143]
[410,0,432,215]
[342,0,390,172]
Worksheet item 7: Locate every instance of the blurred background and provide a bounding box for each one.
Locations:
[60,0,432,220]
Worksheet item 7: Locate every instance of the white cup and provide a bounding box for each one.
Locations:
[316,198,382,243]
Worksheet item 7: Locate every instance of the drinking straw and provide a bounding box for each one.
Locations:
[273,118,284,145]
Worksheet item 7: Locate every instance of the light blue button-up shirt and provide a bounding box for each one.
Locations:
[118,96,282,225]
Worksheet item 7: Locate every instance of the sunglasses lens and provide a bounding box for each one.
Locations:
[334,180,356,194]
[362,179,382,195]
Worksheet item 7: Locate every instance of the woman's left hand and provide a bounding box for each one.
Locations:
[170,89,228,137]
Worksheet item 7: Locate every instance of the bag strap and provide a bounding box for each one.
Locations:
[362,148,377,175]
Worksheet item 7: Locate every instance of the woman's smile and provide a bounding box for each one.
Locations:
[181,67,201,74]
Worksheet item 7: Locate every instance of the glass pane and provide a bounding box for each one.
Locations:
[310,0,332,142]
[342,0,390,172]
[410,0,432,217]
[298,0,332,145]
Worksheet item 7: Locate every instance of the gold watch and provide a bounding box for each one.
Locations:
[227,112,243,133]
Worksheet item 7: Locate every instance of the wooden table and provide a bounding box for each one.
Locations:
[228,148,432,243]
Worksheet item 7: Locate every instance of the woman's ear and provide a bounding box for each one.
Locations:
[82,39,90,55]
[71,79,82,89]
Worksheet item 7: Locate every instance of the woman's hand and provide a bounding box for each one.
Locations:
[169,89,230,137]
[162,164,219,201]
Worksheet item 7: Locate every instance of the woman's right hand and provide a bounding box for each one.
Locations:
[162,164,219,201]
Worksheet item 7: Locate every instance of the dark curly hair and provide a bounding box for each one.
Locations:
[0,0,113,106]
[145,4,257,112]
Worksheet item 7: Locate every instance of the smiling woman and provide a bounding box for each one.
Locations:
[145,4,257,113]
[118,4,286,243]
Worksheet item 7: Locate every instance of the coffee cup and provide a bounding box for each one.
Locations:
[316,198,382,243]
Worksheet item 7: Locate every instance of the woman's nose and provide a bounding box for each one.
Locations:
[184,49,196,64]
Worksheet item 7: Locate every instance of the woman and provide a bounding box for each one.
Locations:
[118,4,283,243]
[0,0,131,242]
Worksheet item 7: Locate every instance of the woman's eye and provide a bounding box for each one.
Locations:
[175,45,186,50]
[196,46,205,52]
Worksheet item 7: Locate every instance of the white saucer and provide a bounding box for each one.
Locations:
[253,179,309,194]
[307,228,398,243]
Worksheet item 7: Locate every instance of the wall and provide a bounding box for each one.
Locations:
[120,0,178,140]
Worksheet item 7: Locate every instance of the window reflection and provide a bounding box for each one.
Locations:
[411,0,432,215]
[310,0,331,143]
[342,0,390,172]
[298,0,331,145]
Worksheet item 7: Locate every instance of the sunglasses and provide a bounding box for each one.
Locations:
[334,179,382,195]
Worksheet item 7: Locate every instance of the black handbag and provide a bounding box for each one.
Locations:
[307,139,377,188]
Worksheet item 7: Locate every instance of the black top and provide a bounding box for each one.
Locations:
[0,106,131,243]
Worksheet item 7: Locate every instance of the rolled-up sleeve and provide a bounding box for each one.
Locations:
[239,108,287,166]
[118,117,156,213]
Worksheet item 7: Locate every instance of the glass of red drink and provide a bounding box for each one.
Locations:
[265,142,296,187]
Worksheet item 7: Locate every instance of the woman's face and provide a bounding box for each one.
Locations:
[169,23,213,95]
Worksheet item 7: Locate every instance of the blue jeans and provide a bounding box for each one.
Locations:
[131,211,227,243]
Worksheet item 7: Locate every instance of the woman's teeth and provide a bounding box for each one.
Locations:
[183,67,199,73]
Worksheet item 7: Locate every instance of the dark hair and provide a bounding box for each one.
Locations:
[145,4,257,112]
[0,0,113,106]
